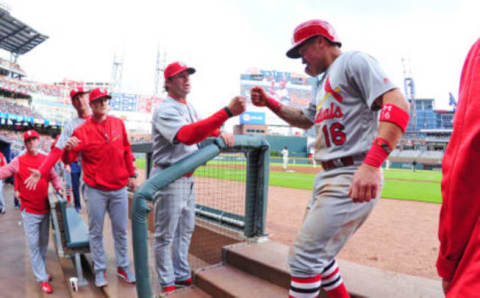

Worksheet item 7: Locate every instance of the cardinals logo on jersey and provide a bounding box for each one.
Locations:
[324,77,343,103]
[315,77,344,123]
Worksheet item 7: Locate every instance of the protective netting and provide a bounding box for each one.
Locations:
[131,136,270,298]
[144,153,250,290]
[189,152,248,269]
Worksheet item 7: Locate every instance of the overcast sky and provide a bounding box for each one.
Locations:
[1,0,479,118]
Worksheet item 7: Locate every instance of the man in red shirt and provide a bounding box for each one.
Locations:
[63,88,137,288]
[0,130,63,294]
[0,151,7,214]
[437,38,480,297]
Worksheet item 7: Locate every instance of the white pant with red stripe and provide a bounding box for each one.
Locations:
[288,164,382,277]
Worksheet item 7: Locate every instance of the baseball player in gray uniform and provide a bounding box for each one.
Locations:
[251,20,410,298]
[25,87,90,192]
[152,61,246,293]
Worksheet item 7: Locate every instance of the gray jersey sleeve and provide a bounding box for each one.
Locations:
[55,118,86,150]
[153,106,188,144]
[55,122,74,150]
[346,52,396,109]
[302,101,317,123]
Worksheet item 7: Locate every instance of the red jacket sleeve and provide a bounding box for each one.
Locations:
[176,108,229,145]
[121,121,136,177]
[437,38,480,281]
[38,147,63,177]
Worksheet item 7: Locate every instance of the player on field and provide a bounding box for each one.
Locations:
[251,19,409,297]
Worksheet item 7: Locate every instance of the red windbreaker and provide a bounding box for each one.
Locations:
[437,38,480,297]
[64,116,135,191]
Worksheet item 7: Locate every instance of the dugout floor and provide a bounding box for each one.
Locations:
[0,184,72,298]
[0,183,444,298]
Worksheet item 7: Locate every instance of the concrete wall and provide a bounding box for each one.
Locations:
[265,135,307,157]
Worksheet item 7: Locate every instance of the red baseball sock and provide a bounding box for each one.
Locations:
[322,260,350,298]
[289,274,322,298]
[325,284,349,298]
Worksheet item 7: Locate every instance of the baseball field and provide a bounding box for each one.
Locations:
[135,157,442,279]
[136,158,442,204]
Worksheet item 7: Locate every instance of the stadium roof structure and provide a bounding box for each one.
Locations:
[0,8,48,55]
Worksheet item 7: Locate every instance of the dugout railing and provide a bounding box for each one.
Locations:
[130,135,270,298]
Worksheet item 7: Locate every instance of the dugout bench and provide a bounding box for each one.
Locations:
[50,191,89,287]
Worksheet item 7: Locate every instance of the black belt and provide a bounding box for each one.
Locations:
[321,156,354,171]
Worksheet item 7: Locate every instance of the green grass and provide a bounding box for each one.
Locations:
[136,157,442,203]
[194,166,442,204]
[381,179,441,203]
[135,158,146,170]
[383,169,442,182]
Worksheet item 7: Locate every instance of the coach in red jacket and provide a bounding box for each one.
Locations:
[0,130,62,294]
[64,88,137,287]
[437,38,480,297]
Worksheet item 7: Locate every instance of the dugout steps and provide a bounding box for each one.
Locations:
[185,240,442,298]
[195,263,287,297]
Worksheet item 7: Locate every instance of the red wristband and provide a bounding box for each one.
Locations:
[379,104,410,132]
[266,96,282,113]
[364,138,392,168]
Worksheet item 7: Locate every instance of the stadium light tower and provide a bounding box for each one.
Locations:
[154,47,166,96]
[111,53,123,93]
[402,57,417,136]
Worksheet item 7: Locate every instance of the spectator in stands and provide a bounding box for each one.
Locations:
[63,88,137,288]
[0,130,63,294]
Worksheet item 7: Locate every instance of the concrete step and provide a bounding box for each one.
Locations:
[223,240,290,289]
[166,286,212,298]
[223,240,443,298]
[196,264,288,298]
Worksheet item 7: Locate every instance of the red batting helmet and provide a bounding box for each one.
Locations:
[164,61,195,80]
[89,88,111,102]
[286,19,341,59]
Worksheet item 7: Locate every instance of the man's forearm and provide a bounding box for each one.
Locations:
[274,105,313,129]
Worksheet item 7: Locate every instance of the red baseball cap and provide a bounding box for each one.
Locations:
[164,61,195,80]
[24,130,40,142]
[89,88,112,102]
[70,87,88,100]
[286,19,342,59]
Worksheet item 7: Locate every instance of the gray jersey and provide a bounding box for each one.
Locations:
[302,51,396,161]
[152,97,200,167]
[55,117,86,150]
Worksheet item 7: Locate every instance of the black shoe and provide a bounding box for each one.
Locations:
[0,208,5,214]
